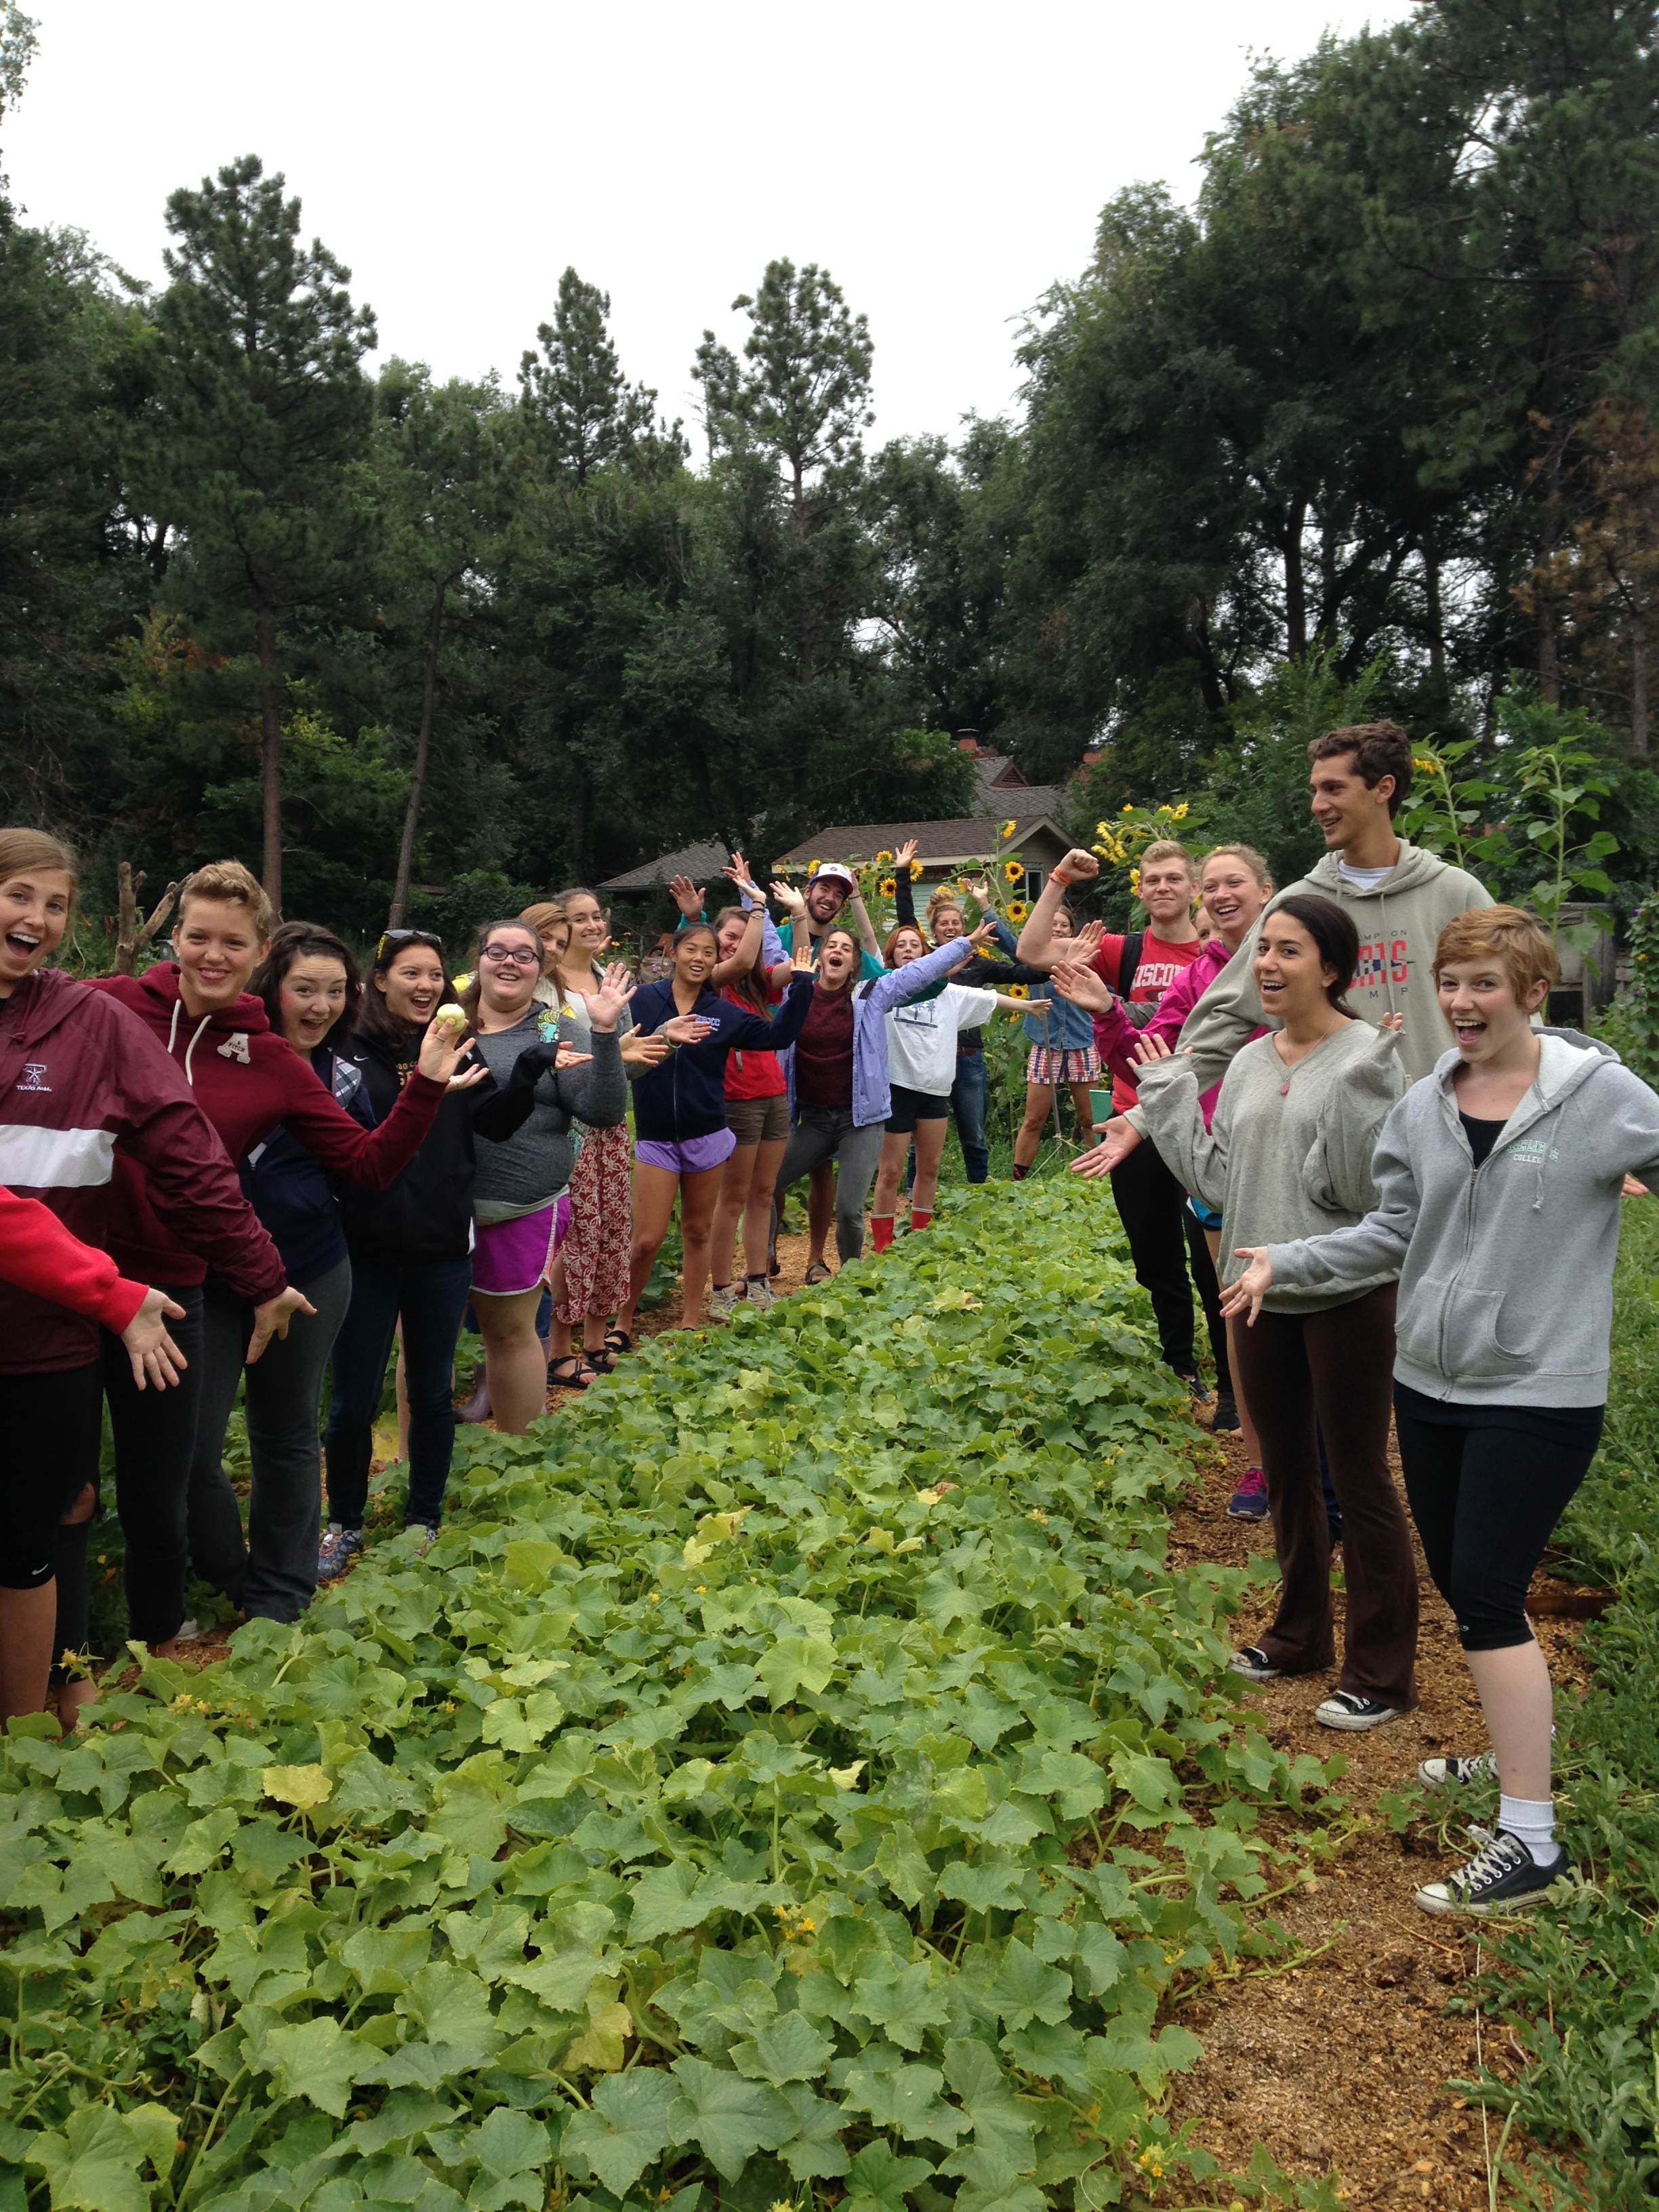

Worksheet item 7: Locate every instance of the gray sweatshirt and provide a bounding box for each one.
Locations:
[1167,840,1492,1103]
[470,1013,626,1221]
[1269,1031,1659,1407]
[1134,1021,1408,1313]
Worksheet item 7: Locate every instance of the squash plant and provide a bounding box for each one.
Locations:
[0,1183,1336,2212]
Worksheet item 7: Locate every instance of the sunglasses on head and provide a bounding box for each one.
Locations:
[377,928,444,962]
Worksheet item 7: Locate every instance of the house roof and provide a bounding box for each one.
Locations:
[770,815,1066,872]
[970,754,1063,819]
[598,840,735,895]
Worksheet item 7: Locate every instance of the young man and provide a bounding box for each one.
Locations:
[1018,839,1231,1406]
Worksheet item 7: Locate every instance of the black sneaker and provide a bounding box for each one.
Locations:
[1316,1690,1407,1731]
[1229,1645,1281,1682]
[1419,1750,1499,1789]
[1414,1830,1577,1917]
[1211,1385,1240,1434]
[1174,1367,1211,1406]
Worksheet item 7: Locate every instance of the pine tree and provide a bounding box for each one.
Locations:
[518,268,676,483]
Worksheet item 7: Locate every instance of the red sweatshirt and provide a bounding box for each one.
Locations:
[0,970,287,1372]
[0,1186,149,1332]
[85,966,445,1289]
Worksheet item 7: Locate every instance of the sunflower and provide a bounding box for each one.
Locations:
[1005,981,1029,1000]
[1000,817,1016,839]
[909,859,924,880]
[808,859,822,874]
[1172,801,1189,820]
[875,848,894,865]
[956,877,972,893]
[879,876,897,898]
[1122,802,1134,815]
[1006,899,1029,923]
[1003,859,1023,883]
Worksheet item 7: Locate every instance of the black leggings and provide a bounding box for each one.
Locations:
[1394,1387,1604,1652]
[0,1364,102,1588]
[1110,1130,1231,1387]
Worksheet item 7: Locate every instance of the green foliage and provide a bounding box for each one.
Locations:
[1448,1202,1659,2205]
[0,1183,1340,2212]
[1597,887,1659,1088]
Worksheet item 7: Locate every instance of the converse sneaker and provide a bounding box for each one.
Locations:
[708,1283,743,1322]
[1229,1645,1281,1682]
[1316,1691,1408,1731]
[316,1524,364,1582]
[1227,1467,1269,1519]
[1414,1830,1578,1918]
[1419,1750,1500,1790]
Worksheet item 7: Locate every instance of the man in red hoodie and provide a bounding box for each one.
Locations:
[0,830,308,1718]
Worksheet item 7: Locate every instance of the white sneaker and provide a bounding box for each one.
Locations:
[1420,1750,1500,1789]
[174,1619,205,1644]
[708,1283,743,1322]
[744,1277,776,1311]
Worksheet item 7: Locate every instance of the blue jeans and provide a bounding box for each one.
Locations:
[951,1050,989,1184]
[324,1253,474,1531]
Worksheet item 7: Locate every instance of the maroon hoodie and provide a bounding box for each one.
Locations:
[85,965,445,1289]
[0,970,286,1372]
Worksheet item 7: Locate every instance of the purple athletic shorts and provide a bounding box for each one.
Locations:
[471,1194,570,1296]
[634,1129,737,1175]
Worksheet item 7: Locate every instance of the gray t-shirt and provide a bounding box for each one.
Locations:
[469,1010,626,1223]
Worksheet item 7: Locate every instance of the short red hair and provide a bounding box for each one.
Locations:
[1433,905,1560,1000]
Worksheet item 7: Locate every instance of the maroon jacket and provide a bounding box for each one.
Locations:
[0,970,286,1372]
[85,966,445,1290]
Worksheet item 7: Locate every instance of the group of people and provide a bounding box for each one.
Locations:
[2,714,1656,1925]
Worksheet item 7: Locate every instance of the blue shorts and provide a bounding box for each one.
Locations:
[1185,1194,1223,1233]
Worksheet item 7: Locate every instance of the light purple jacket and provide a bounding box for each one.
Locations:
[849,939,981,1127]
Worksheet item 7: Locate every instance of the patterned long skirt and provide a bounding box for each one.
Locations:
[553,1121,633,1322]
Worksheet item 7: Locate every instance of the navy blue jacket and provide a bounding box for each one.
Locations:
[239,1048,371,1286]
[630,977,815,1143]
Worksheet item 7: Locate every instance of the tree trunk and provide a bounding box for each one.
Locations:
[390,589,446,927]
[1425,552,1446,686]
[256,613,285,918]
[112,863,180,975]
[1284,501,1307,659]
[1632,619,1649,755]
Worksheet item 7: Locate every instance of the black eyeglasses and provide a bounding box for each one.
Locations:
[377,929,444,961]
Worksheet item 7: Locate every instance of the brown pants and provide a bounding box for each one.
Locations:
[1231,1283,1418,1711]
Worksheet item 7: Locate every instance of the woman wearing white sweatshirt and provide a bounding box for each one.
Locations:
[1227,906,1659,1917]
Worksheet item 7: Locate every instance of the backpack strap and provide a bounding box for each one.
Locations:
[1119,930,1145,996]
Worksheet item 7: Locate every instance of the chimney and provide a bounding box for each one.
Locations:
[955,728,981,755]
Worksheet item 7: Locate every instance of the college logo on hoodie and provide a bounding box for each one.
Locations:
[217,1031,252,1065]
[17,1063,49,1093]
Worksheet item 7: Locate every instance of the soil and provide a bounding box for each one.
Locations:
[1166,1415,1592,2204]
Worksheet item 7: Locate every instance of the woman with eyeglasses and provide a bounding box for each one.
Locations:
[320,927,574,1574]
[457,918,631,1427]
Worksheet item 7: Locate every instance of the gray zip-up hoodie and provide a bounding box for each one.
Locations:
[1268,1031,1659,1407]
[1136,1021,1408,1313]
[1170,840,1493,1099]
[470,1015,626,1221]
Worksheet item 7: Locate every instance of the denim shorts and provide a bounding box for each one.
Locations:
[635,1129,737,1175]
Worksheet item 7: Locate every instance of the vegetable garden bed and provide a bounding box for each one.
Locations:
[0,1182,1342,2212]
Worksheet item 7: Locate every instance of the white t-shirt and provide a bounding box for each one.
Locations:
[1336,858,1397,893]
[884,983,998,1095]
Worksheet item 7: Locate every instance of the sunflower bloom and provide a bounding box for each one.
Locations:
[880,877,897,897]
[875,849,894,865]
[909,860,923,880]
[1006,982,1029,1000]
[1122,802,1134,814]
[1003,860,1023,883]
[1001,818,1016,838]
[1006,901,1029,923]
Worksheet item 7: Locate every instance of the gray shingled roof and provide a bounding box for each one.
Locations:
[770,815,1065,870]
[598,840,735,894]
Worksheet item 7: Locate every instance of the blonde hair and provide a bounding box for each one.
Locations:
[1433,905,1560,1001]
[178,859,272,939]
[1138,838,1195,876]
[0,828,77,902]
[1200,841,1272,890]
[520,900,567,943]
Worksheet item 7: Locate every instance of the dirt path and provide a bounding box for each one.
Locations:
[1167,1420,1593,2203]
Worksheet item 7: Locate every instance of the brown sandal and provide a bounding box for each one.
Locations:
[804,1260,833,1286]
[548,1355,597,1390]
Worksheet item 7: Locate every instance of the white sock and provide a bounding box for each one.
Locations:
[1499,1794,1560,1867]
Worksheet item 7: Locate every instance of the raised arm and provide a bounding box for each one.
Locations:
[1128,1044,1229,1215]
[893,840,919,930]
[847,884,882,961]
[862,932,984,1018]
[1016,848,1099,968]
[710,902,765,986]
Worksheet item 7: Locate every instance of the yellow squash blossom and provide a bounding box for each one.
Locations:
[1003,859,1023,883]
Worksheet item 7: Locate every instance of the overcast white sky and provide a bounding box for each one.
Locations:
[7,1,1408,447]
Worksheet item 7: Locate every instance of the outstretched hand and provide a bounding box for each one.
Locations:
[661,1012,716,1047]
[1069,919,1104,962]
[417,1012,483,1086]
[1070,1118,1141,1178]
[668,874,705,920]
[790,939,819,977]
[1219,1248,1274,1326]
[579,964,635,1033]
[121,1288,188,1391]
[247,1285,316,1366]
[894,838,919,873]
[770,878,807,918]
[1130,1031,1181,1067]
[1050,960,1112,1014]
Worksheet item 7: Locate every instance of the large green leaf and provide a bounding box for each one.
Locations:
[667,2057,795,2181]
[563,2070,678,2196]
